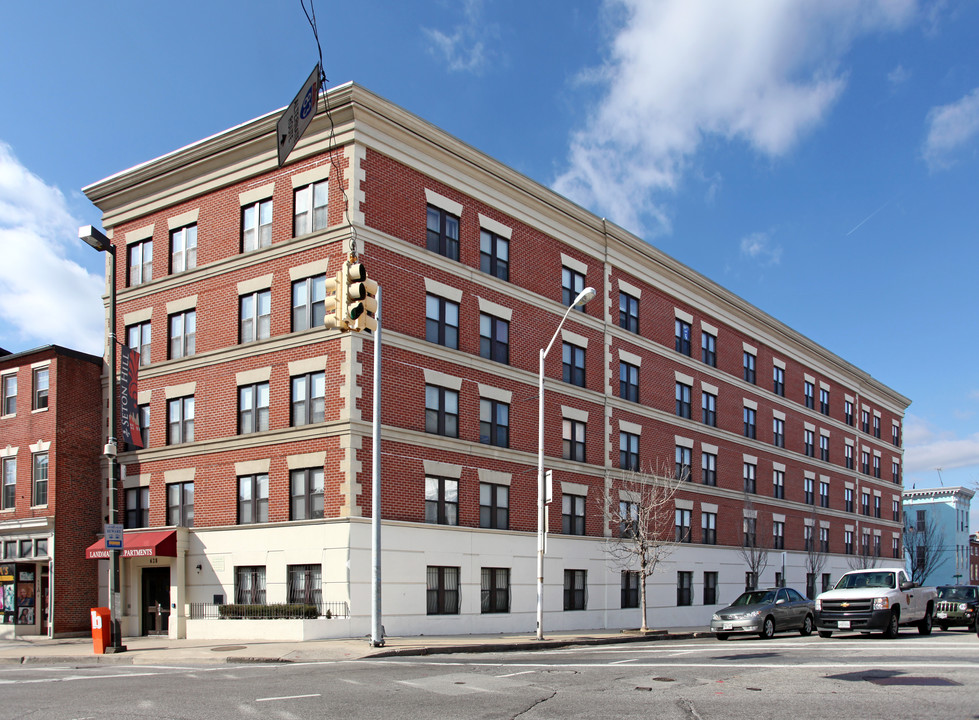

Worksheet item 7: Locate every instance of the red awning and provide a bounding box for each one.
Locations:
[85,530,177,560]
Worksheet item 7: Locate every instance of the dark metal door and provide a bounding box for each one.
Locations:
[141,567,170,636]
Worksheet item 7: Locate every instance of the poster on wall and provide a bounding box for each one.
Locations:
[0,564,13,624]
[15,566,34,625]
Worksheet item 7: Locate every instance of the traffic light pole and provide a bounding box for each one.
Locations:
[370,286,384,647]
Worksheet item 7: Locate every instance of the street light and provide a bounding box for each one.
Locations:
[79,224,127,653]
[537,285,596,641]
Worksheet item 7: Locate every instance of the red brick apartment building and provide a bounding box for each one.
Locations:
[81,83,909,640]
[0,345,103,637]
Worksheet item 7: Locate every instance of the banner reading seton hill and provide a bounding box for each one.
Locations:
[120,347,142,449]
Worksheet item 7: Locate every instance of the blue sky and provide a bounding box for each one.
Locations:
[1,0,977,513]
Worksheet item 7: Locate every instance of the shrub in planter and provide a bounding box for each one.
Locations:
[218,603,319,619]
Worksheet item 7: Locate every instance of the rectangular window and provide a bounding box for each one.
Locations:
[1,458,15,510]
[126,321,152,365]
[239,289,271,343]
[861,410,870,433]
[620,501,637,538]
[479,398,509,448]
[291,275,325,332]
[238,382,270,434]
[743,462,756,493]
[168,309,196,359]
[819,481,830,508]
[619,293,639,333]
[563,419,586,463]
[892,424,900,446]
[166,396,194,445]
[874,496,881,518]
[675,382,692,419]
[820,527,829,553]
[479,482,509,530]
[892,537,900,559]
[873,415,881,438]
[773,469,784,499]
[806,572,816,599]
[621,571,640,609]
[845,400,854,426]
[237,473,269,525]
[702,511,717,545]
[32,368,48,410]
[31,453,48,506]
[166,481,194,526]
[425,476,458,525]
[293,180,328,237]
[127,238,153,286]
[743,352,756,384]
[773,417,784,447]
[675,508,692,543]
[773,520,785,550]
[561,266,586,309]
[291,372,325,426]
[427,206,460,260]
[18,540,32,558]
[844,530,854,555]
[677,571,692,606]
[892,462,900,484]
[746,572,758,592]
[804,477,814,505]
[862,492,871,516]
[479,314,509,364]
[861,451,870,475]
[1,375,15,416]
[704,571,718,605]
[290,467,324,520]
[675,445,692,482]
[701,331,716,366]
[425,294,460,349]
[242,198,273,252]
[819,435,829,462]
[702,452,717,486]
[620,361,639,402]
[804,429,815,457]
[804,381,815,409]
[125,486,149,529]
[427,566,460,615]
[804,526,814,553]
[820,388,830,415]
[137,404,150,449]
[169,224,197,274]
[845,444,854,470]
[845,488,854,512]
[479,230,509,281]
[287,564,323,606]
[773,367,784,396]
[873,455,881,478]
[562,342,586,387]
[701,391,716,426]
[564,569,587,610]
[425,385,459,437]
[743,407,756,439]
[892,499,900,522]
[620,431,639,471]
[743,517,757,547]
[235,565,266,604]
[562,494,585,535]
[675,319,692,356]
[481,567,510,614]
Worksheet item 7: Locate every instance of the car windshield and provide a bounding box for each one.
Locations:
[835,572,895,590]
[730,591,775,606]
[937,586,977,601]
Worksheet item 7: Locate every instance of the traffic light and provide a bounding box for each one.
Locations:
[345,261,378,332]
[323,270,343,330]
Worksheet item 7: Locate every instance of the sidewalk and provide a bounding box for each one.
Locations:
[0,627,708,666]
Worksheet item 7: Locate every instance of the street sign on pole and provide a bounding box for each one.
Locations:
[277,64,321,167]
[104,523,124,550]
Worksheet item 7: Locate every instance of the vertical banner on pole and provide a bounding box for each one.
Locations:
[119,348,142,449]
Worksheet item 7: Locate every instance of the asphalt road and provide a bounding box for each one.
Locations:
[1,630,976,719]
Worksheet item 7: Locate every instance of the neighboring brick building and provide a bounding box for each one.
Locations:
[81,82,909,639]
[0,345,103,637]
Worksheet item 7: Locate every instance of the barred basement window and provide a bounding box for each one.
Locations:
[564,569,586,610]
[235,565,266,604]
[427,566,459,615]
[481,567,510,613]
[621,571,639,608]
[287,564,323,606]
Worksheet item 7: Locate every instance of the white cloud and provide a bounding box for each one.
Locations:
[423,0,493,74]
[739,231,782,266]
[923,87,979,170]
[887,64,910,88]
[553,0,917,236]
[0,142,104,356]
[903,413,979,474]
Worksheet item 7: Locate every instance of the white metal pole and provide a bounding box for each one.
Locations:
[536,347,545,641]
[370,286,384,647]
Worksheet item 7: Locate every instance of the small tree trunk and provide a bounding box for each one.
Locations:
[639,557,649,632]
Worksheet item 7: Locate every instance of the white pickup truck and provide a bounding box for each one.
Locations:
[814,568,937,638]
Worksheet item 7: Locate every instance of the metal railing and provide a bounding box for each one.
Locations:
[188,601,350,620]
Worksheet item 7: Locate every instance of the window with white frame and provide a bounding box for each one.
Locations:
[168,310,196,359]
[32,452,48,506]
[126,321,152,365]
[293,180,328,236]
[242,199,273,251]
[240,289,271,343]
[128,238,152,286]
[32,368,48,410]
[169,224,197,273]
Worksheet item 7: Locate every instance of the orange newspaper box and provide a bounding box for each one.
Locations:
[91,607,111,654]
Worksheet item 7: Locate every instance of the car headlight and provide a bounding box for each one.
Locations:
[873,597,890,611]
[959,603,969,612]
[815,599,821,611]
[711,614,720,622]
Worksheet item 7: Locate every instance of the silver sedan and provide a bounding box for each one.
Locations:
[710,587,816,640]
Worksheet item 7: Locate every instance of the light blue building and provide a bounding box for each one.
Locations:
[903,487,975,586]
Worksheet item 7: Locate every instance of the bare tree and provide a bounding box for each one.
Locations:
[600,464,685,632]
[804,510,826,597]
[847,533,884,571]
[903,512,947,585]
[738,492,769,590]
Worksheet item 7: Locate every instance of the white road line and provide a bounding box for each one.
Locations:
[365,659,979,670]
[610,659,636,665]
[496,670,535,677]
[255,693,321,702]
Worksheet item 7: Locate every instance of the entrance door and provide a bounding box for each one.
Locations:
[39,566,49,635]
[141,567,171,636]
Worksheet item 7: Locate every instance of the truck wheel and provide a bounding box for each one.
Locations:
[884,611,900,639]
[818,630,833,638]
[799,615,814,636]
[918,612,932,635]
[758,616,775,639]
